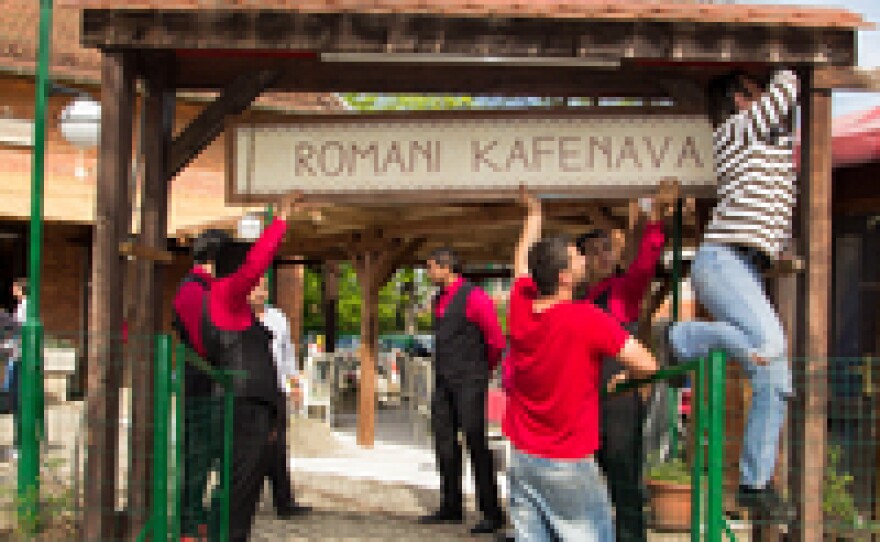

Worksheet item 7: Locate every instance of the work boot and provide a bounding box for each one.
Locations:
[737,485,795,524]
[277,504,313,519]
[470,515,505,535]
[418,508,463,524]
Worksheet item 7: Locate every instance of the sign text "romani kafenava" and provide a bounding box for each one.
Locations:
[230,115,715,201]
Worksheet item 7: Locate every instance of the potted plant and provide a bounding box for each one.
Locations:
[646,456,692,532]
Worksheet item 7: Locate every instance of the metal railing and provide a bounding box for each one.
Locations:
[606,349,730,542]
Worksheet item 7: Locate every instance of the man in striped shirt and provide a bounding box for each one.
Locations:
[662,69,797,522]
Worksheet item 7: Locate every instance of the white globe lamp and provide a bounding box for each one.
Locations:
[59,96,101,179]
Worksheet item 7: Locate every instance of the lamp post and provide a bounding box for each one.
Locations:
[19,0,52,525]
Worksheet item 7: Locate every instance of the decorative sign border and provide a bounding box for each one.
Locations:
[226,110,716,204]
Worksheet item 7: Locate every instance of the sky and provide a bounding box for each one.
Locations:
[738,0,879,117]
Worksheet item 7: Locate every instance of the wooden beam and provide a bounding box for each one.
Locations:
[85,50,135,542]
[165,69,278,181]
[125,58,175,540]
[813,66,880,91]
[791,69,832,542]
[118,241,173,263]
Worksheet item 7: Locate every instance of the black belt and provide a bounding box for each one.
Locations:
[730,245,772,273]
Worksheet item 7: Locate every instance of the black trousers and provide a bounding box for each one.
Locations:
[181,396,218,537]
[431,375,502,521]
[211,400,276,542]
[267,395,294,510]
[598,357,647,542]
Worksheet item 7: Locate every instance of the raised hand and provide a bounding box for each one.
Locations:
[518,184,542,216]
[277,191,305,221]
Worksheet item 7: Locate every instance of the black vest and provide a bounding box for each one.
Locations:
[172,272,212,398]
[433,282,489,380]
[201,300,280,407]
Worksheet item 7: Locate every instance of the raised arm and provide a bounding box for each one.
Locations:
[515,187,542,278]
[740,69,799,141]
[618,179,677,302]
[223,194,303,304]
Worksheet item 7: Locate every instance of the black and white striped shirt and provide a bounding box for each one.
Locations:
[704,69,799,260]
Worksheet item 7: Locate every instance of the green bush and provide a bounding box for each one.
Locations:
[824,445,858,526]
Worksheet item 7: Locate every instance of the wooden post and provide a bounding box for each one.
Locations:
[85,50,135,542]
[126,57,175,539]
[355,252,379,447]
[791,69,832,542]
[277,264,305,366]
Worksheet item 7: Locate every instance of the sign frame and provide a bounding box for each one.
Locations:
[225,109,717,205]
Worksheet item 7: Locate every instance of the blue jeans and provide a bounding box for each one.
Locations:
[670,243,791,489]
[508,448,613,542]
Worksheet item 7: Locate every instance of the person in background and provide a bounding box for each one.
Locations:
[172,229,227,541]
[662,69,798,522]
[576,179,678,542]
[4,278,27,460]
[503,189,658,541]
[248,275,311,519]
[420,248,506,535]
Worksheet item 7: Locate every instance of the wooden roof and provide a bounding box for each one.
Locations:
[59,1,869,29]
[0,0,340,110]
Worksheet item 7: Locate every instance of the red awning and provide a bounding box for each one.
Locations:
[795,106,880,170]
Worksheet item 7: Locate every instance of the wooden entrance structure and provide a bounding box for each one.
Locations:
[64,1,874,540]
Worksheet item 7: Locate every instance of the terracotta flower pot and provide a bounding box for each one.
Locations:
[646,478,692,532]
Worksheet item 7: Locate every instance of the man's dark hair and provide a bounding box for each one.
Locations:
[427,248,461,275]
[12,277,28,296]
[193,229,231,265]
[708,70,752,126]
[528,235,572,297]
[575,230,607,256]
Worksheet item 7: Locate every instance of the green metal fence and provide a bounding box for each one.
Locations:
[606,350,730,542]
[140,339,236,541]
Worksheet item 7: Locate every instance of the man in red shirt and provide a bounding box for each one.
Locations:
[503,190,658,541]
[172,229,225,541]
[420,248,506,535]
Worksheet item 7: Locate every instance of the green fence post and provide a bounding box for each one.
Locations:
[152,334,172,541]
[691,358,705,542]
[171,343,186,542]
[220,379,234,542]
[707,350,727,542]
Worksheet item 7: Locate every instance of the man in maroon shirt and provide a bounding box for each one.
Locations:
[420,248,506,535]
[575,180,677,542]
[503,190,658,541]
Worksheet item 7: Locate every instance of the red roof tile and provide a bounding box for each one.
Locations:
[58,1,869,29]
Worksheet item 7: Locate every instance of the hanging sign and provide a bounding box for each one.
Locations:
[227,112,715,204]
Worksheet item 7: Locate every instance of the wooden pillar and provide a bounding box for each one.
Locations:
[84,50,135,541]
[322,262,338,354]
[355,252,379,447]
[791,69,832,542]
[277,264,305,366]
[126,58,175,539]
